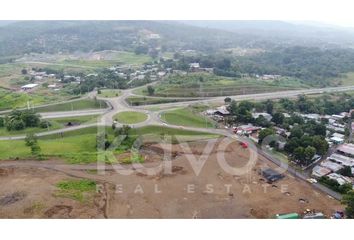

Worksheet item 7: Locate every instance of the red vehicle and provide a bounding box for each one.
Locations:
[239,142,248,148]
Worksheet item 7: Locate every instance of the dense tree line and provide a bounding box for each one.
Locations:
[171,46,354,86]
[1,110,50,131]
[236,46,354,86]
[279,94,354,115]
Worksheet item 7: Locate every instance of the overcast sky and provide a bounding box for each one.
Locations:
[1,0,354,28]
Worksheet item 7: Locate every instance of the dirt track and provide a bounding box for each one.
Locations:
[0,138,343,218]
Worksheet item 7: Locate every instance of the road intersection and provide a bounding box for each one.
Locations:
[1,84,352,200]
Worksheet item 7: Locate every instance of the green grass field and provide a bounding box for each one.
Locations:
[98,89,121,98]
[33,99,107,112]
[147,73,308,97]
[57,51,151,68]
[335,72,354,86]
[0,125,219,162]
[160,108,215,128]
[0,123,61,137]
[50,115,99,125]
[0,88,75,111]
[113,111,148,124]
[0,115,99,137]
[125,96,197,106]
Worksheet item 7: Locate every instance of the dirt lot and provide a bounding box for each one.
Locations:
[0,138,343,218]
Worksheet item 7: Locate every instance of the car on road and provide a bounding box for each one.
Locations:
[239,142,248,148]
[306,178,318,184]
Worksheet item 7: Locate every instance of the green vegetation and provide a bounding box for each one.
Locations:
[319,176,352,194]
[33,99,107,112]
[334,72,354,86]
[0,88,71,111]
[25,133,41,157]
[0,114,99,137]
[342,191,354,218]
[227,98,330,167]
[50,115,99,125]
[97,89,120,98]
[161,107,214,128]
[150,73,307,97]
[0,125,218,163]
[125,96,197,106]
[55,179,96,202]
[114,111,148,124]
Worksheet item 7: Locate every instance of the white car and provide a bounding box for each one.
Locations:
[307,178,317,184]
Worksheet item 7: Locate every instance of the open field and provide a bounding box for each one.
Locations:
[0,123,61,137]
[0,63,27,88]
[50,115,99,125]
[0,88,75,111]
[16,51,152,69]
[161,108,215,128]
[125,96,198,106]
[147,73,309,97]
[113,111,148,124]
[0,139,342,218]
[0,115,98,137]
[33,99,107,112]
[335,72,354,86]
[0,126,219,163]
[97,89,121,98]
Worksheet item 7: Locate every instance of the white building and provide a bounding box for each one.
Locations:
[21,83,38,90]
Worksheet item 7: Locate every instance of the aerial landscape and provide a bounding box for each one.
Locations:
[2,20,354,219]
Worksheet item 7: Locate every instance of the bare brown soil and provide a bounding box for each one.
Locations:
[0,138,343,218]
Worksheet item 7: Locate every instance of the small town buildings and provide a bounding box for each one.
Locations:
[234,124,261,135]
[189,62,200,70]
[252,112,272,121]
[301,113,320,121]
[328,153,354,167]
[330,136,345,144]
[320,160,344,172]
[331,114,345,121]
[336,144,354,159]
[312,165,331,178]
[157,71,166,77]
[213,109,230,117]
[327,173,352,185]
[261,74,281,80]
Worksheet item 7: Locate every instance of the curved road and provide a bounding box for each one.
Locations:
[0,84,353,200]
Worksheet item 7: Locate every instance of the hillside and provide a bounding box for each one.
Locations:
[2,20,354,58]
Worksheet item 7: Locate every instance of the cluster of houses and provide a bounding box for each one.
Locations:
[312,143,354,187]
[205,103,354,188]
[205,105,230,122]
[20,69,81,92]
[27,69,56,80]
[107,64,168,83]
[255,74,282,80]
[189,62,214,73]
[300,112,348,145]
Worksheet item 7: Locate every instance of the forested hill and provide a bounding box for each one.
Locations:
[0,20,251,57]
[1,20,354,58]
